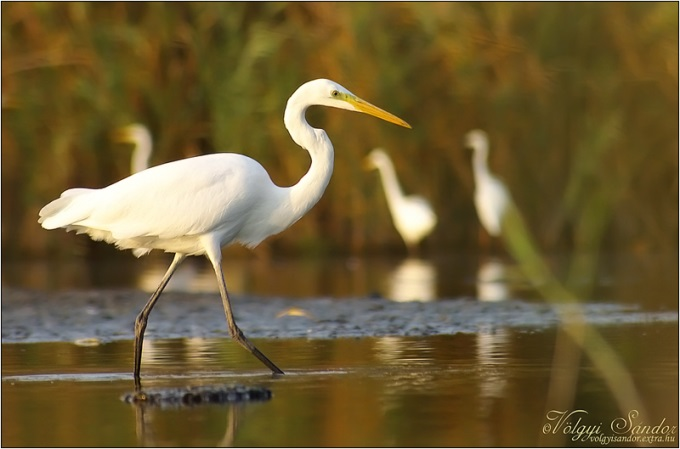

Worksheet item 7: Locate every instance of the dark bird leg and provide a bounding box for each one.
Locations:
[134,253,187,391]
[210,256,284,375]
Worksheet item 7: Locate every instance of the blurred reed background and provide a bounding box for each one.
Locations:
[2,2,677,260]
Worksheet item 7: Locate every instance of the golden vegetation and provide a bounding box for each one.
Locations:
[2,3,677,257]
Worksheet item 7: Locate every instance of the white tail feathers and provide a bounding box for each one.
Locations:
[38,188,96,230]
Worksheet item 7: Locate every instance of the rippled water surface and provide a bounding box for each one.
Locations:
[3,252,678,308]
[3,252,677,446]
[3,324,678,447]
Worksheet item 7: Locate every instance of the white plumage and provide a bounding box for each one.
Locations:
[40,154,301,256]
[465,129,510,237]
[365,148,437,253]
[114,123,153,174]
[39,78,410,389]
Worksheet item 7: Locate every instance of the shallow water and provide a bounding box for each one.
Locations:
[2,252,677,446]
[3,252,678,308]
[2,324,678,447]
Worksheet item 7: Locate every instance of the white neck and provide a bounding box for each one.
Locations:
[375,157,406,213]
[131,132,153,173]
[281,92,334,223]
[472,140,492,184]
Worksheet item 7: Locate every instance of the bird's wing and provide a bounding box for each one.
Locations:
[73,153,272,241]
[406,196,434,212]
[475,175,511,236]
[394,196,437,235]
[39,188,96,229]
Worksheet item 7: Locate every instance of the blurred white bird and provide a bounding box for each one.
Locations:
[39,78,411,390]
[463,130,647,420]
[114,123,153,174]
[465,130,511,237]
[365,148,437,254]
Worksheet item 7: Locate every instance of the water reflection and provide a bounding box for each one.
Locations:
[136,256,254,294]
[132,399,243,447]
[476,325,510,407]
[140,338,225,377]
[127,254,375,298]
[476,325,511,446]
[4,252,678,308]
[372,335,434,366]
[139,255,441,303]
[385,258,437,302]
[136,259,219,293]
[476,258,510,302]
[91,336,273,446]
[2,325,677,447]
[371,335,450,423]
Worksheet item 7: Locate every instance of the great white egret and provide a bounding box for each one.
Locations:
[364,148,437,253]
[39,79,411,388]
[463,130,647,420]
[114,123,153,174]
[465,130,510,237]
[387,258,437,302]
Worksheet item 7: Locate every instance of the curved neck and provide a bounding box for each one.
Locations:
[282,98,334,221]
[131,133,152,173]
[472,143,492,184]
[375,158,405,212]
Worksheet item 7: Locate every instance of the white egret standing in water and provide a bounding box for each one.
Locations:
[39,79,411,389]
[365,148,437,254]
[463,129,648,421]
[465,130,511,238]
[114,123,153,174]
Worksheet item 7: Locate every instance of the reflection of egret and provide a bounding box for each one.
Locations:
[39,78,410,388]
[476,325,509,399]
[140,337,222,373]
[114,123,154,174]
[465,131,648,421]
[373,336,436,370]
[373,336,438,415]
[476,258,510,302]
[136,258,219,293]
[387,258,437,302]
[372,336,407,364]
[465,130,510,238]
[476,324,510,446]
[133,396,242,447]
[365,148,437,254]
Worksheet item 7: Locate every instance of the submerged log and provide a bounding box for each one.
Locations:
[122,384,272,407]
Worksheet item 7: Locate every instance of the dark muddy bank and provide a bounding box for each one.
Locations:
[2,287,676,344]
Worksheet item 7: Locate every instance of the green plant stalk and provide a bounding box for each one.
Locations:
[501,202,649,428]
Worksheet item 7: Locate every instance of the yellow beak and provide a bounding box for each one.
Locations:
[363,155,377,171]
[111,127,132,143]
[348,97,411,129]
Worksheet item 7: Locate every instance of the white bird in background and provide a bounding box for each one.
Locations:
[462,131,644,421]
[465,129,511,237]
[114,123,154,174]
[39,79,411,390]
[365,148,437,254]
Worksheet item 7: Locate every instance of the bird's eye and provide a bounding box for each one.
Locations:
[331,90,339,97]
